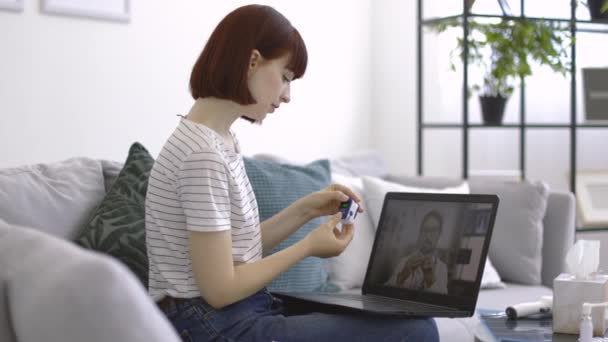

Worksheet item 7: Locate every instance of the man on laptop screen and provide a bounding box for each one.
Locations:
[367,197,496,300]
[384,210,448,293]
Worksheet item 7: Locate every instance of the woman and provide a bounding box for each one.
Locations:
[145,4,439,341]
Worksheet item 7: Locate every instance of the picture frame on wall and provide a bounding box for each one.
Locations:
[41,0,130,22]
[582,68,608,122]
[576,170,608,228]
[0,0,24,12]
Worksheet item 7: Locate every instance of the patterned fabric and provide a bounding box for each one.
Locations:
[75,142,154,287]
[146,119,261,300]
[243,158,331,292]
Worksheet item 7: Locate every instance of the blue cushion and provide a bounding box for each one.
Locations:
[243,158,331,292]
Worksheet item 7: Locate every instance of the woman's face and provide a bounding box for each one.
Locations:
[246,52,293,122]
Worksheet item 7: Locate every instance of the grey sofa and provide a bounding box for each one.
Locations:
[0,158,181,342]
[0,153,575,342]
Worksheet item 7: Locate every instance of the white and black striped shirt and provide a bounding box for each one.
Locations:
[145,118,262,300]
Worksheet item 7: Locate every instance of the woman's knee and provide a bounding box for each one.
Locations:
[396,317,438,342]
[411,318,439,342]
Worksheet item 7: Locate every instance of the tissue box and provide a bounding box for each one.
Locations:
[553,273,608,335]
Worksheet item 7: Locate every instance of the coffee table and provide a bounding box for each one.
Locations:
[473,309,583,342]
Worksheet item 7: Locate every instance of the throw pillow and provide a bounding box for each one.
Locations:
[330,150,389,178]
[325,173,376,291]
[470,180,549,285]
[75,142,154,287]
[480,258,506,289]
[361,175,470,229]
[244,157,331,292]
[0,157,106,239]
[0,219,181,342]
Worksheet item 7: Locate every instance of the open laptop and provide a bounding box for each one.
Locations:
[272,192,499,318]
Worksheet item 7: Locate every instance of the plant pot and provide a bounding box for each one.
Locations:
[587,0,608,21]
[465,0,475,11]
[479,95,507,125]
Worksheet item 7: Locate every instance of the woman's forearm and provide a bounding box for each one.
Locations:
[260,200,313,254]
[209,239,311,308]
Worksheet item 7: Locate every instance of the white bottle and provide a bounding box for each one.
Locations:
[579,303,593,342]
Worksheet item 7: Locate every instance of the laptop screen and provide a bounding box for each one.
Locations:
[364,192,498,311]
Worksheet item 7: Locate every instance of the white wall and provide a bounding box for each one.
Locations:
[5,1,596,187]
[0,0,373,168]
[370,0,418,175]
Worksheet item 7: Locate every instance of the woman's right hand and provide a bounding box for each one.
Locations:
[303,213,354,258]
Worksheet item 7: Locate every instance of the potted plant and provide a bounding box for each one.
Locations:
[432,19,571,125]
[583,0,608,21]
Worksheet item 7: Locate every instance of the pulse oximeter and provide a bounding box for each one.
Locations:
[339,198,359,225]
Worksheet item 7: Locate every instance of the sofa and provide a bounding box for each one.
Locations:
[0,149,575,342]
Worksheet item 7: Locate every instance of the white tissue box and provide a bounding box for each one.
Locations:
[553,273,608,335]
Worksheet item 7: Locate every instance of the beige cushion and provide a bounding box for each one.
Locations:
[0,219,180,342]
[470,180,549,285]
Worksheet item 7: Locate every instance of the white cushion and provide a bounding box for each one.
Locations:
[0,219,180,342]
[480,258,506,289]
[361,175,470,229]
[326,173,376,290]
[0,158,107,239]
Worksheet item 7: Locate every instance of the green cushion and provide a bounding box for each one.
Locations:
[75,142,154,287]
[244,157,331,292]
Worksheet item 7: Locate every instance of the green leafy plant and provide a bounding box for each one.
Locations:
[597,0,608,13]
[582,0,608,14]
[432,19,572,98]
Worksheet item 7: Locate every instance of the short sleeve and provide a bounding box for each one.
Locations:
[176,150,231,232]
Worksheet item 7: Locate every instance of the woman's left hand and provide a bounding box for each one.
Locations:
[297,184,364,220]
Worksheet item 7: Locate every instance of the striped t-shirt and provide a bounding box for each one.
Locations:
[145,118,262,301]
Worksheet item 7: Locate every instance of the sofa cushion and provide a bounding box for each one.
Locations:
[75,143,154,287]
[470,180,549,285]
[101,159,124,193]
[361,175,470,229]
[0,219,180,342]
[254,150,390,179]
[326,173,376,290]
[330,150,389,178]
[385,174,465,189]
[476,282,553,311]
[0,222,16,342]
[0,157,106,239]
[480,258,505,289]
[244,158,331,292]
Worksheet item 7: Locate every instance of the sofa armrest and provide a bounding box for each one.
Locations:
[100,160,123,193]
[541,191,576,288]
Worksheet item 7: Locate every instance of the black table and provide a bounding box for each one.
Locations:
[474,309,583,342]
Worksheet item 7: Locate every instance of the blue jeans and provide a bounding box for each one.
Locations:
[160,289,439,342]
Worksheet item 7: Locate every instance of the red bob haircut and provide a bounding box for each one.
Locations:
[190,5,308,104]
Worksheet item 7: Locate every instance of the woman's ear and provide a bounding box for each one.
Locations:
[248,49,262,74]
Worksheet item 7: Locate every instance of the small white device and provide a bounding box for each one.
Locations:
[339,199,359,225]
[505,296,553,319]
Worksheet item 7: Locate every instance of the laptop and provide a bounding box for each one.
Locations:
[272,192,499,318]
